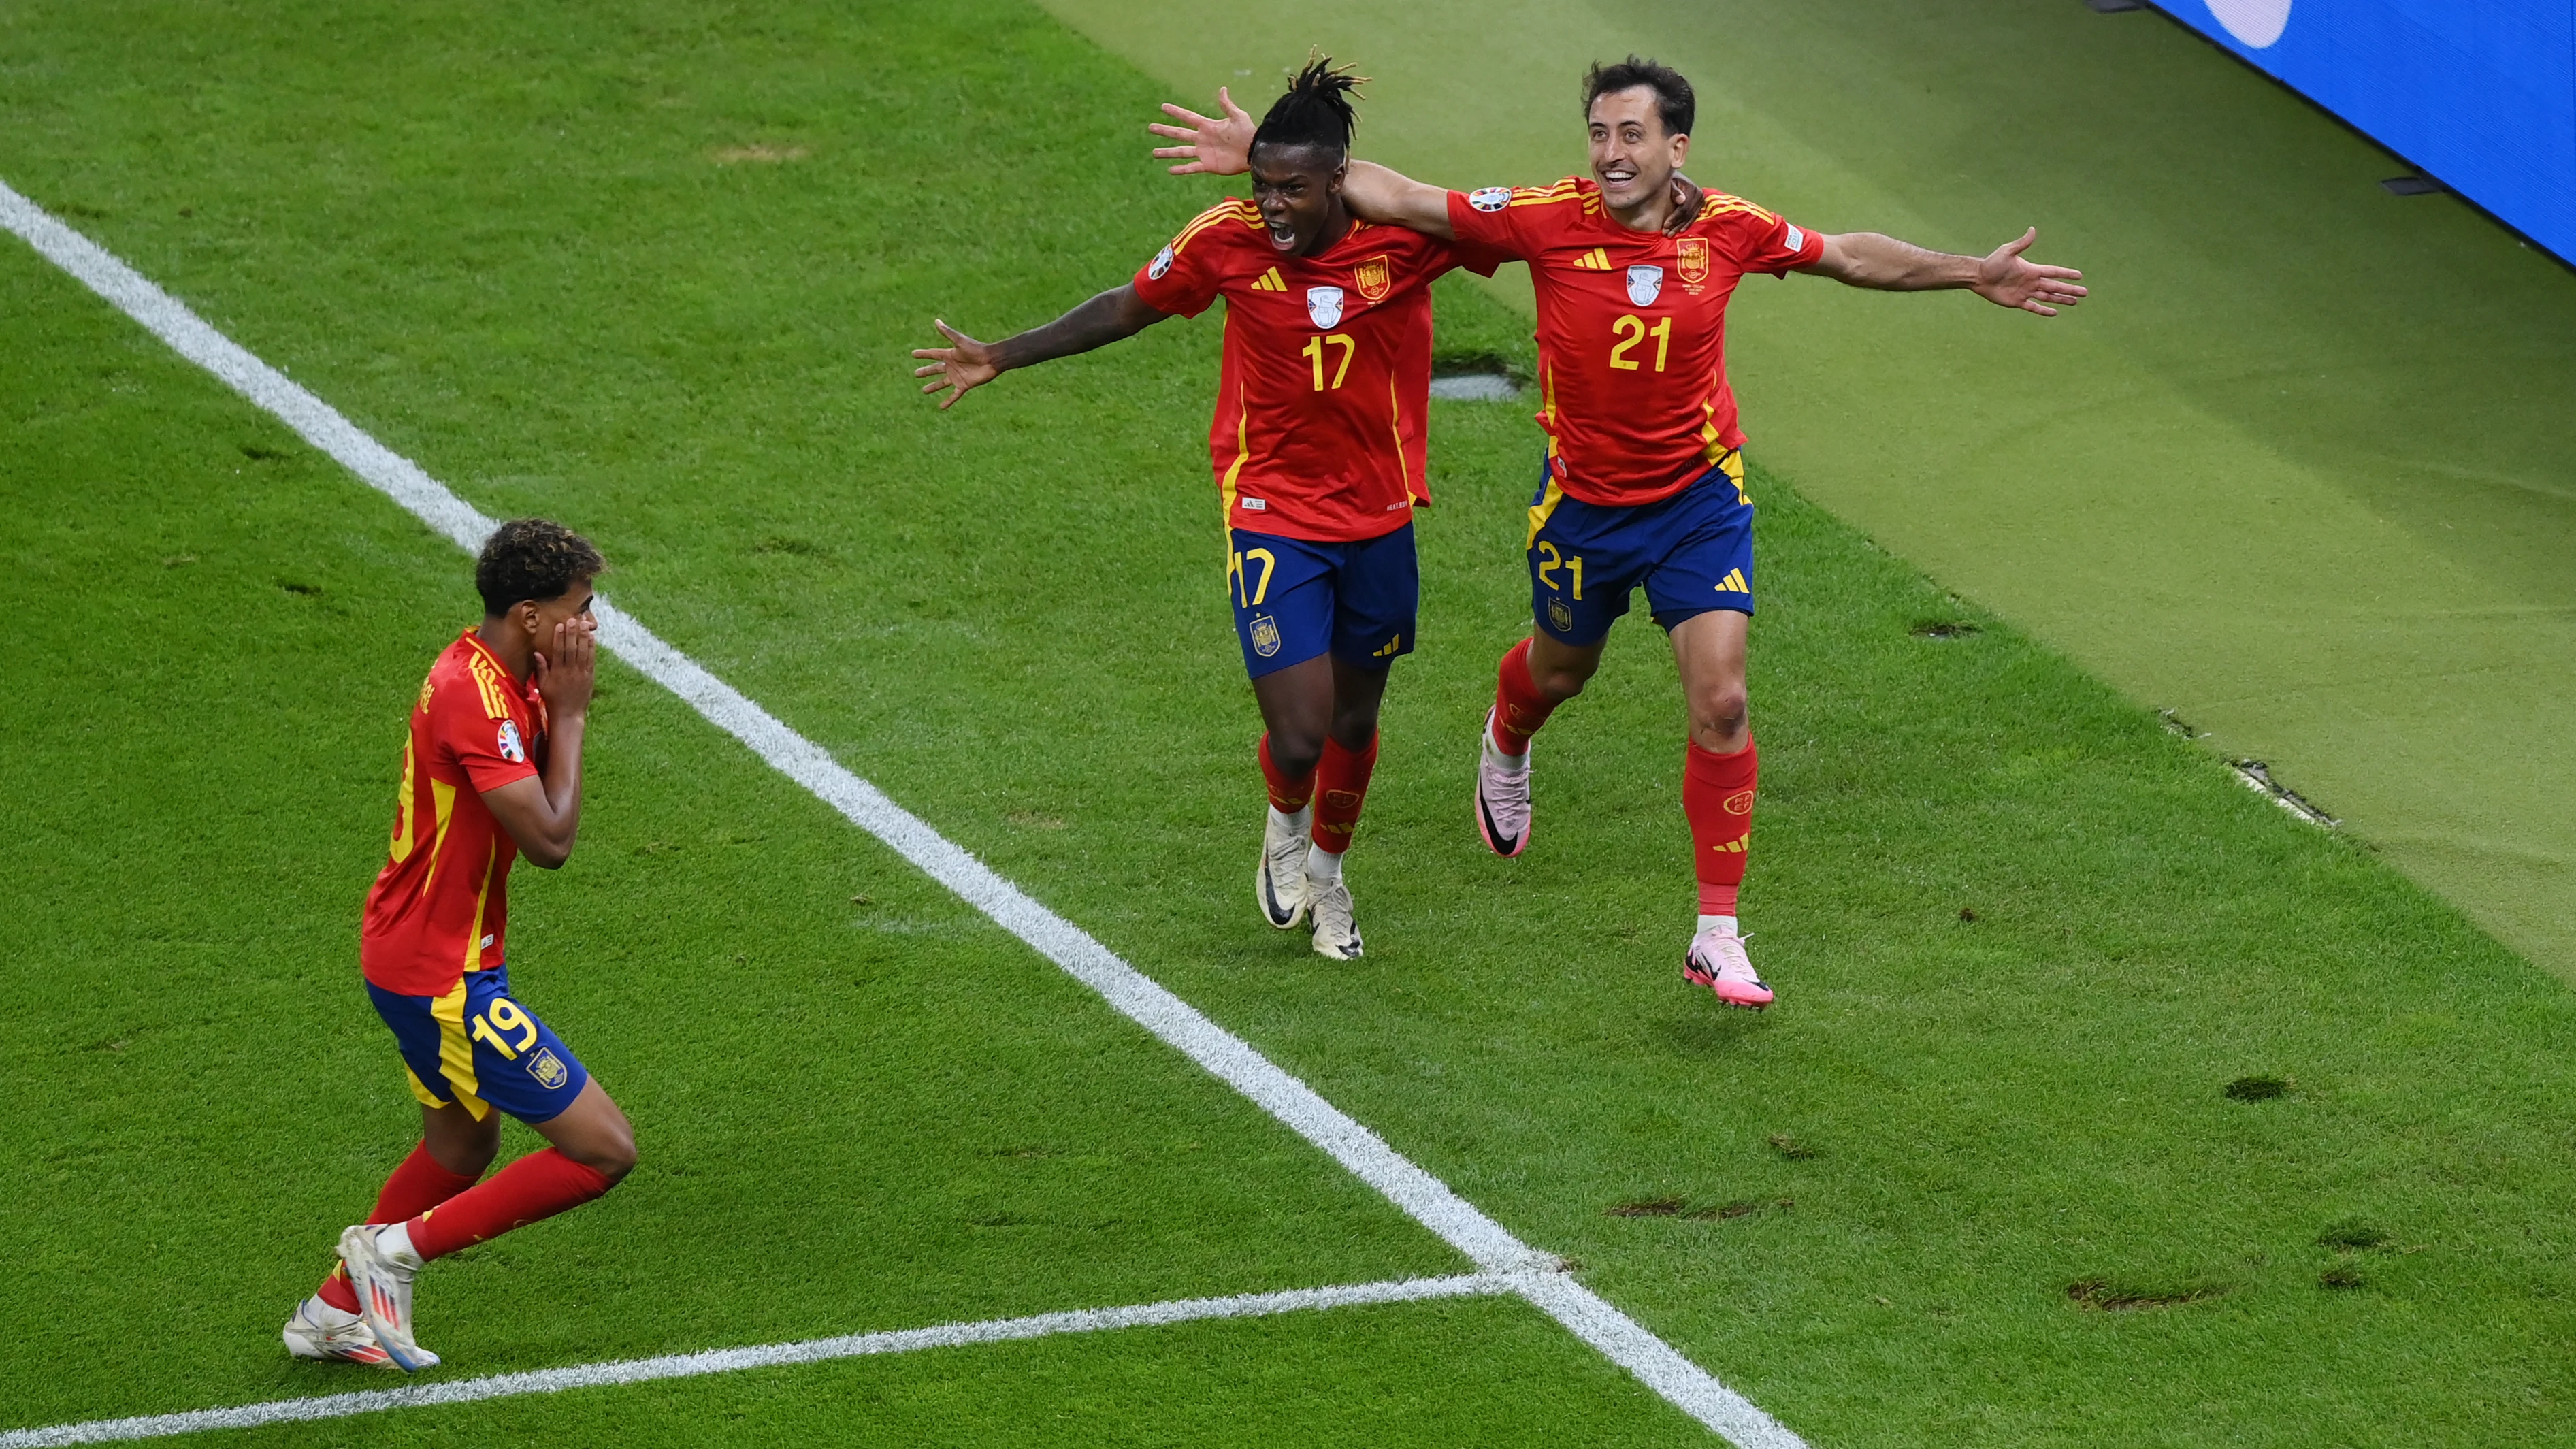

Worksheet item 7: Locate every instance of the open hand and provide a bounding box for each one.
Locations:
[911,320,1000,409]
[533,613,597,718]
[1972,228,2087,316]
[1665,173,1706,235]
[1150,87,1255,176]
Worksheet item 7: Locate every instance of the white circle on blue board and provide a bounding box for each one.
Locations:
[2206,0,2291,48]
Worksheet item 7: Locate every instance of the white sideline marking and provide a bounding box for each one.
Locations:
[0,178,1808,1449]
[0,1275,1513,1447]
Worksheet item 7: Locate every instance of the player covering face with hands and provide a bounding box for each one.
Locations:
[914,58,1505,960]
[284,519,636,1372]
[1154,56,2083,1009]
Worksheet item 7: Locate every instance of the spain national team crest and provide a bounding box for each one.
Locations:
[1676,236,1710,288]
[1305,286,1346,329]
[1353,255,1391,304]
[1548,595,1574,634]
[496,718,526,764]
[1250,613,1283,657]
[1625,264,1664,307]
[525,1047,569,1090]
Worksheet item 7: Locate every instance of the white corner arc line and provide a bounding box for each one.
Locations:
[0,1275,1515,1448]
[0,178,1806,1449]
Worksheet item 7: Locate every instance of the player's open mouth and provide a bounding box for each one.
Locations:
[1267,222,1297,248]
[1598,165,1637,188]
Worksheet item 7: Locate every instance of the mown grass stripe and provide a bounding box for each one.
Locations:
[0,176,1804,1449]
[0,1276,1518,1446]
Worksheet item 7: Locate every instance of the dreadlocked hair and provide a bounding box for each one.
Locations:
[1251,54,1365,159]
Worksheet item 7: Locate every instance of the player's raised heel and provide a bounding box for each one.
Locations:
[1682,928,1773,1010]
[282,1294,392,1366]
[1257,808,1314,929]
[1309,878,1364,960]
[1475,710,1533,858]
[338,1222,437,1372]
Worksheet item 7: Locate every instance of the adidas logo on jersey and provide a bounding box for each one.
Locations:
[1570,248,1614,270]
[1250,267,1286,291]
[1714,568,1750,594]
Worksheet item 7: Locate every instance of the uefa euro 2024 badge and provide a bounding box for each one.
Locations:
[1305,286,1345,329]
[1469,186,1510,212]
[496,718,526,764]
[1626,265,1664,307]
[1149,245,1174,280]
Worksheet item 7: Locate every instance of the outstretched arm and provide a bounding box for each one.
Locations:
[1802,227,2085,316]
[1149,91,1457,238]
[912,284,1171,410]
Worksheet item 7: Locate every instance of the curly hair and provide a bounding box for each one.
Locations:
[475,517,604,615]
[1252,54,1365,159]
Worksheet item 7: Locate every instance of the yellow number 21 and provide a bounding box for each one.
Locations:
[1608,314,1672,372]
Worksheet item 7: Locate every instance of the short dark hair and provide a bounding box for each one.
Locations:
[1582,56,1694,139]
[1251,54,1364,161]
[476,517,604,615]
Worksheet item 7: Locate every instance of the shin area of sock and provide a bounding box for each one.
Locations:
[1683,736,1757,892]
[405,1148,615,1262]
[1258,734,1317,814]
[1310,733,1380,852]
[1490,638,1557,755]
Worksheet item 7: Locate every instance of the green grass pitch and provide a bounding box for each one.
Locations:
[7,1,2576,1445]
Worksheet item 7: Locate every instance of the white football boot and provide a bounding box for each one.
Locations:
[1682,928,1774,1010]
[1475,710,1532,857]
[1256,807,1314,929]
[338,1222,437,1372]
[281,1292,392,1366]
[1308,876,1364,960]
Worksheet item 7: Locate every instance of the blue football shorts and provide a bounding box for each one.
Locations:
[368,964,589,1125]
[1525,451,1754,646]
[1226,523,1419,679]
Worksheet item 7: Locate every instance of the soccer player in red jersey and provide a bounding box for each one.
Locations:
[282,519,636,1371]
[914,61,1505,960]
[1154,58,2083,1009]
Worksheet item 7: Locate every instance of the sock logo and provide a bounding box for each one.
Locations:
[1324,789,1363,809]
[1721,789,1755,815]
[1708,838,1747,853]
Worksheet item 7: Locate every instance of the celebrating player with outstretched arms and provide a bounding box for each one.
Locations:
[1154,57,2083,1009]
[284,519,636,1372]
[916,60,1504,960]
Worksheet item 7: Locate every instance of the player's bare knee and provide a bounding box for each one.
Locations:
[1535,666,1591,702]
[1693,687,1749,741]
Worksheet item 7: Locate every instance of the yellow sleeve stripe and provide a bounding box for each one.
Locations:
[1170,200,1263,256]
[468,657,511,719]
[1505,180,1584,208]
[1699,193,1780,224]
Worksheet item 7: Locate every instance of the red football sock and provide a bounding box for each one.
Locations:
[1684,738,1757,918]
[405,1148,615,1262]
[1310,734,1380,853]
[1258,734,1317,814]
[1490,638,1559,755]
[320,1141,483,1311]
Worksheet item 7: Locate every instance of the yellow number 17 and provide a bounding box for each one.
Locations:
[1303,333,1355,390]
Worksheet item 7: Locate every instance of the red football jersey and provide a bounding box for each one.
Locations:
[1134,203,1495,542]
[361,630,547,996]
[1446,178,1823,506]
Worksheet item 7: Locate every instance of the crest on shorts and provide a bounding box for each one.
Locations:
[1353,255,1391,304]
[1149,245,1175,280]
[496,719,526,764]
[1250,613,1283,657]
[1306,286,1346,329]
[525,1047,569,1090]
[1625,265,1664,306]
[1548,596,1574,634]
[1469,186,1511,212]
[1676,237,1710,287]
